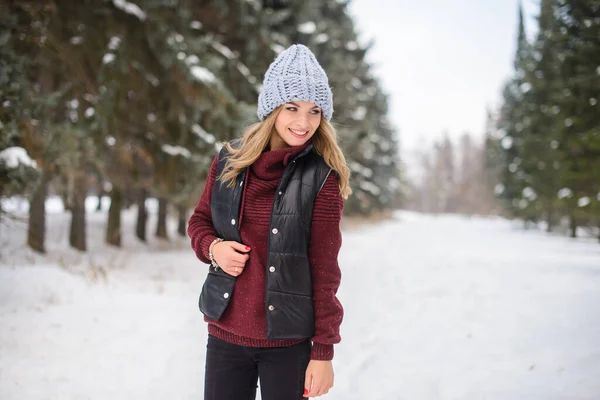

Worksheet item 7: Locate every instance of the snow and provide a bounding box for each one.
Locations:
[352,106,367,120]
[270,43,285,54]
[146,74,160,87]
[192,124,216,144]
[520,82,531,93]
[0,147,37,169]
[190,66,216,84]
[161,145,191,158]
[112,0,146,21]
[108,36,121,51]
[565,118,573,127]
[103,53,115,64]
[522,187,537,201]
[68,99,79,109]
[2,206,600,400]
[349,161,373,178]
[84,107,95,118]
[185,55,199,65]
[558,188,573,199]
[345,41,358,51]
[106,136,116,146]
[590,98,597,106]
[211,42,236,60]
[494,183,505,196]
[237,62,257,85]
[298,21,317,34]
[578,197,591,207]
[358,180,381,196]
[70,36,83,45]
[190,21,202,30]
[315,33,329,44]
[501,136,513,150]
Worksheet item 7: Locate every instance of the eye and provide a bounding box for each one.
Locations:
[311,109,321,115]
[285,106,298,112]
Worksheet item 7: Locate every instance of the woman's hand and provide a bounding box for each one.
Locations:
[212,241,251,277]
[304,360,334,398]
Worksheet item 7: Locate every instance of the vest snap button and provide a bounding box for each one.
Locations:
[231,219,236,225]
[272,228,278,234]
[278,191,282,195]
[269,266,275,272]
[223,293,229,299]
[239,180,243,186]
[268,305,274,311]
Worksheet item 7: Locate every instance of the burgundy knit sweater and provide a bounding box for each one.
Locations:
[188,142,344,361]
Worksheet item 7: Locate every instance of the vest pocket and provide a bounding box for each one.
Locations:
[198,270,236,321]
[266,291,315,339]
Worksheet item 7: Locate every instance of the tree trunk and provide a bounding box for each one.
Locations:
[546,209,554,232]
[106,187,123,247]
[96,190,104,212]
[27,170,49,253]
[136,188,148,242]
[156,197,168,240]
[69,174,87,251]
[177,205,187,237]
[569,214,577,238]
[61,175,72,212]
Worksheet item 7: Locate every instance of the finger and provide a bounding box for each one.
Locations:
[307,380,322,398]
[304,371,312,398]
[308,376,323,397]
[228,241,251,253]
[229,259,246,267]
[223,265,241,276]
[231,253,249,264]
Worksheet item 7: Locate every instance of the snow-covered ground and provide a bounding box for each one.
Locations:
[1,199,600,400]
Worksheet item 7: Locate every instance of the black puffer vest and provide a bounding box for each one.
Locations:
[198,142,332,340]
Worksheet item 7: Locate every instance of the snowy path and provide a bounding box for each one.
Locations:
[1,211,600,399]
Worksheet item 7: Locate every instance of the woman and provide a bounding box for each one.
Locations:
[188,44,351,400]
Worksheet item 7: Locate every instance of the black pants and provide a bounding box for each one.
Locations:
[204,335,311,400]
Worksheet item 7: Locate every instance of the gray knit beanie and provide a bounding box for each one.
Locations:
[257,44,333,121]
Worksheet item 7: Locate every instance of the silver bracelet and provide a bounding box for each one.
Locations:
[209,238,224,271]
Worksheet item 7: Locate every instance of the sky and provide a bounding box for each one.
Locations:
[347,0,539,162]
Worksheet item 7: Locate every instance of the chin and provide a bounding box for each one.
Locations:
[284,137,310,147]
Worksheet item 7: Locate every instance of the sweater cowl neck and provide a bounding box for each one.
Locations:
[251,140,312,181]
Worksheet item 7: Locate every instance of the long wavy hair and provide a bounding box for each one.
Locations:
[219,106,352,199]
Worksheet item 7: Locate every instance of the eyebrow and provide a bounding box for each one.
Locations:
[287,102,321,109]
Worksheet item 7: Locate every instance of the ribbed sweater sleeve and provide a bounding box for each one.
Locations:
[308,172,344,360]
[187,155,219,264]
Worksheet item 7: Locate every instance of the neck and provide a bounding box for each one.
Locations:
[269,135,289,151]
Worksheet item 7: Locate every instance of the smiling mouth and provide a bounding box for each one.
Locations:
[289,128,309,136]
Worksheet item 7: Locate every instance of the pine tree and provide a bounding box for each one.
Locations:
[555,0,600,238]
[497,2,532,223]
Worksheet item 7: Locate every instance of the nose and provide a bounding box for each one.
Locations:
[296,113,310,129]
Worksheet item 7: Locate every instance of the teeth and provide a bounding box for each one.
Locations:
[289,128,308,136]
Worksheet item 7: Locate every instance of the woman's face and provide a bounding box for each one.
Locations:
[270,101,322,150]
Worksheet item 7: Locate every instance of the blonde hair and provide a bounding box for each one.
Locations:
[219,106,352,199]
